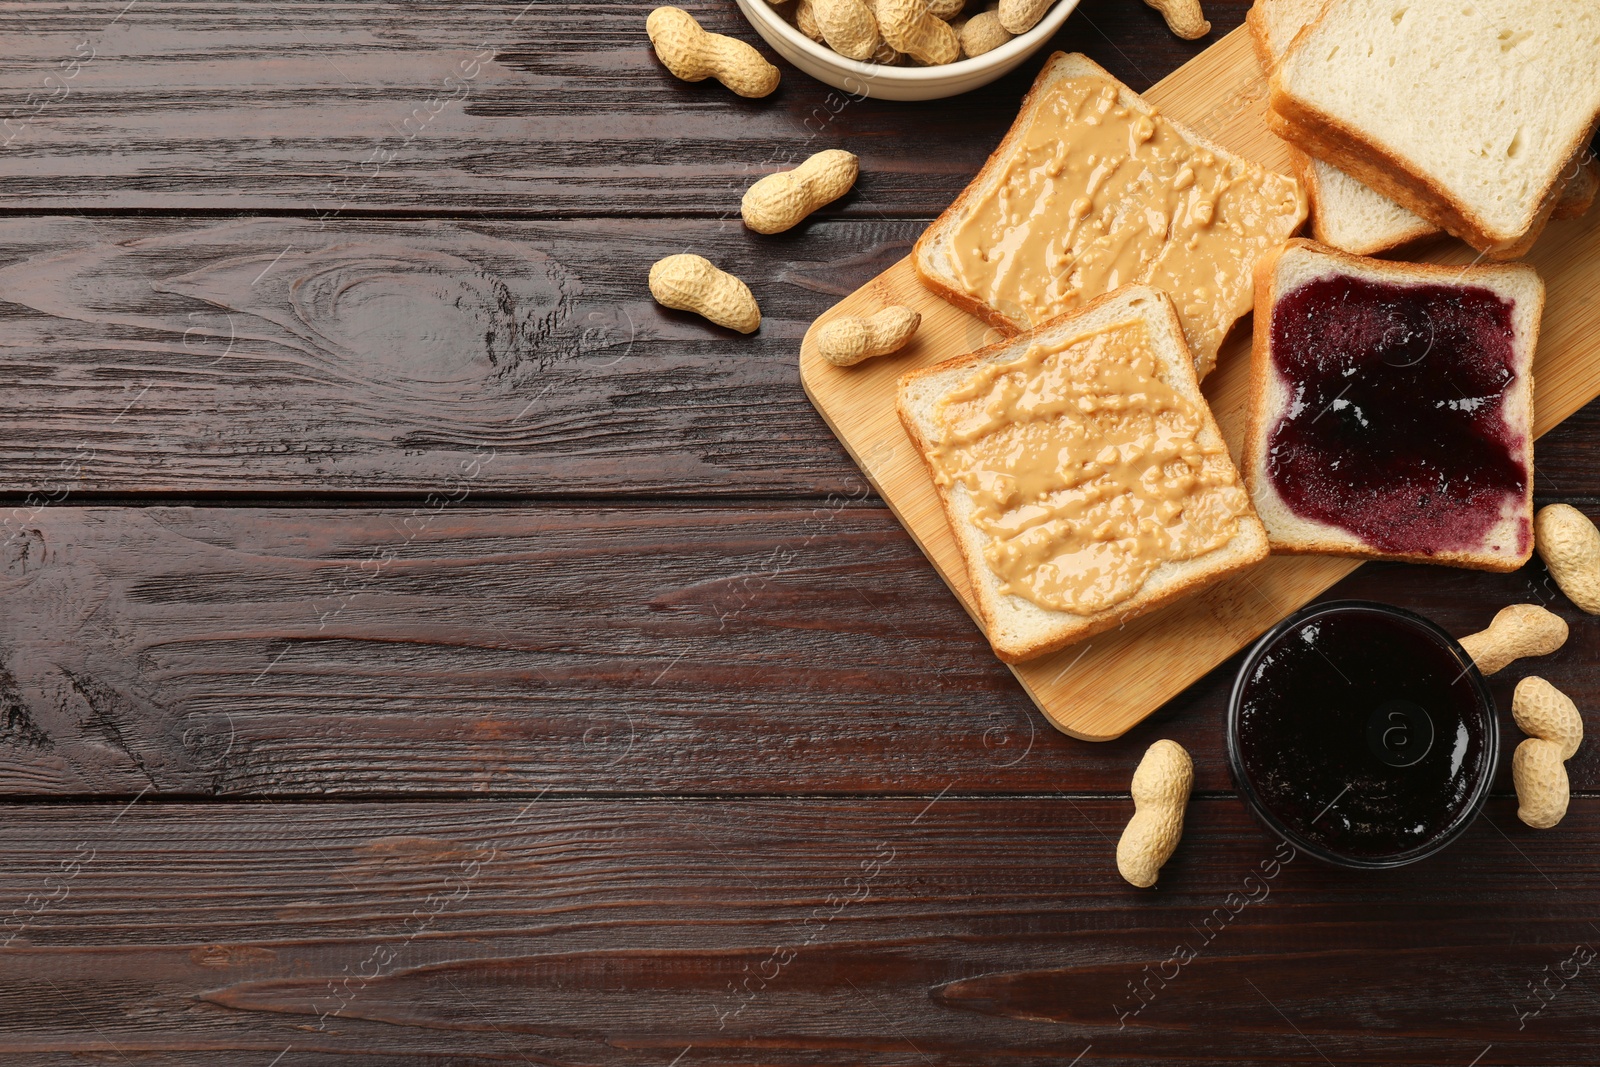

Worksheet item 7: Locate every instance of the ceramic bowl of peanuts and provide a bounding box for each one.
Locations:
[735,0,1205,101]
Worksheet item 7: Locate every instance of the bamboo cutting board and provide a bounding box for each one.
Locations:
[799,26,1600,741]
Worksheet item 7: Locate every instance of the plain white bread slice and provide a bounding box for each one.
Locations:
[1247,0,1436,255]
[913,51,1305,381]
[1244,239,1542,572]
[1295,158,1436,254]
[898,285,1269,664]
[1245,0,1325,57]
[1268,0,1600,258]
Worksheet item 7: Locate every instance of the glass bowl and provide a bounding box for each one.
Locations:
[1227,600,1500,869]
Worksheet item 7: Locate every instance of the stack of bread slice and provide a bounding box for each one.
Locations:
[1260,0,1600,258]
[1247,0,1433,254]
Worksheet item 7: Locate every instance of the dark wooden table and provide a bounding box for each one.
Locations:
[1,2,1597,1063]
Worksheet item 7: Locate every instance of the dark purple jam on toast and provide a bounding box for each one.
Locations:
[1265,275,1529,557]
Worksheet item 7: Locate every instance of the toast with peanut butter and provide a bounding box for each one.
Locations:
[898,285,1269,664]
[912,52,1307,381]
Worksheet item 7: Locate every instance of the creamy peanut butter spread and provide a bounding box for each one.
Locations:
[927,320,1250,615]
[946,75,1303,372]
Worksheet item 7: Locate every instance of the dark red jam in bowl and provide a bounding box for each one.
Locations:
[1266,275,1529,558]
[1228,601,1497,868]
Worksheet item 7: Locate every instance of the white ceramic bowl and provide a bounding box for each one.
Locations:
[734,0,1083,101]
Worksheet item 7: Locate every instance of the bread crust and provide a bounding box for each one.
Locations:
[1263,103,1567,260]
[1254,2,1592,256]
[1266,7,1600,261]
[909,52,1084,343]
[898,285,1268,663]
[1244,238,1541,572]
[1249,2,1436,256]
[1244,0,1278,72]
[1246,0,1334,71]
[908,270,1025,342]
[912,51,1305,377]
[1288,150,1435,256]
[1241,239,1293,547]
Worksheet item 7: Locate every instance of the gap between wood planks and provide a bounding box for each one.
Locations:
[0,791,1590,805]
[2,492,1597,507]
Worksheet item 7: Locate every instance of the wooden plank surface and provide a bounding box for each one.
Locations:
[3,1,1600,1063]
[0,798,1595,1065]
[0,0,1240,216]
[5,208,1592,500]
[0,215,921,496]
[0,504,1595,798]
[799,26,1600,740]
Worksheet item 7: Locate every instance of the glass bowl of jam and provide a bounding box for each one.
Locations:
[1227,600,1499,869]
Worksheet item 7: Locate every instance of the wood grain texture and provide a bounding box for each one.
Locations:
[3,0,1600,1060]
[0,797,1594,1065]
[0,215,927,495]
[799,27,1600,740]
[8,208,1593,502]
[1,505,1596,798]
[0,0,1247,216]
